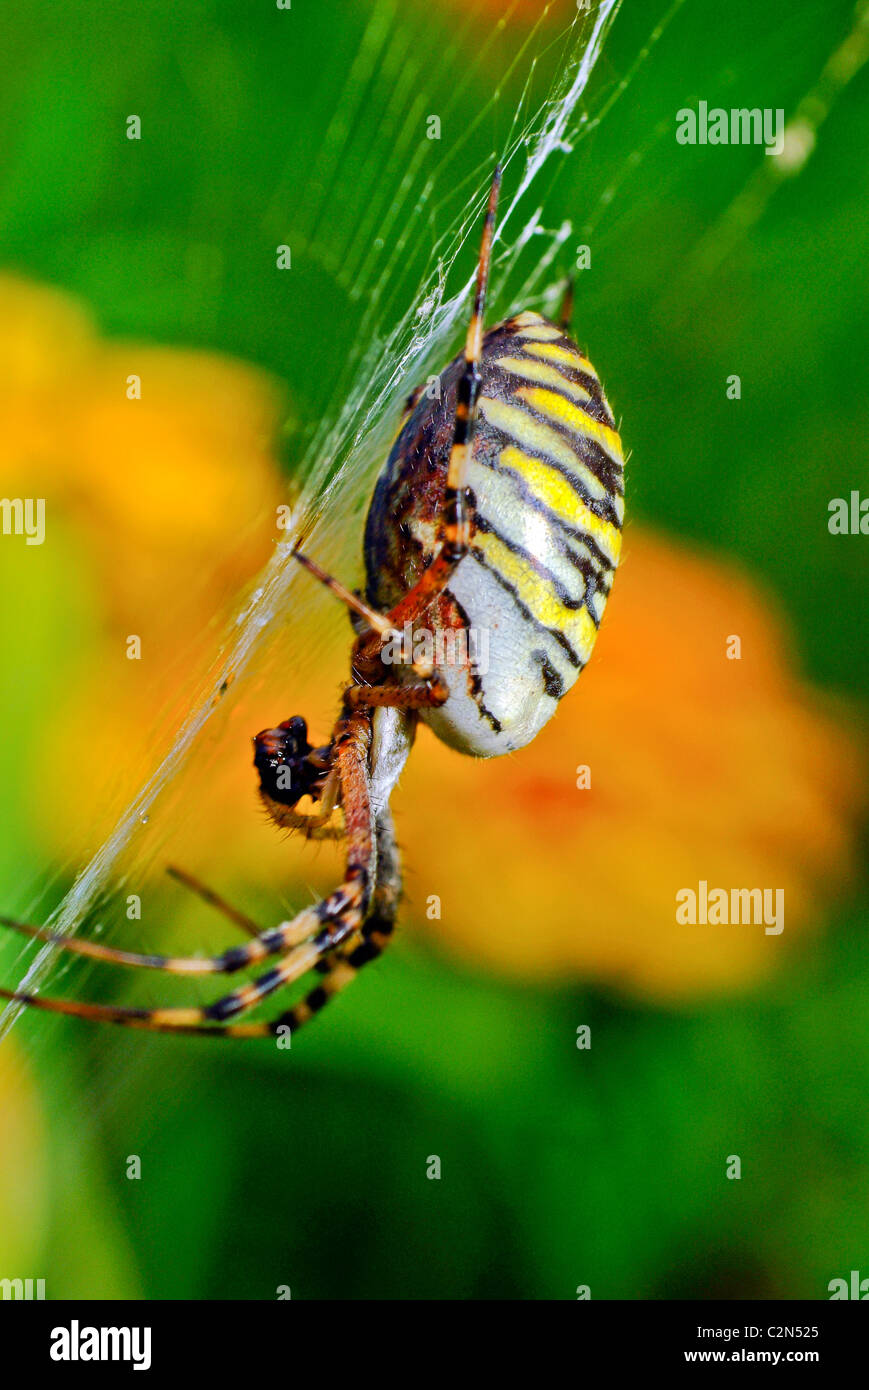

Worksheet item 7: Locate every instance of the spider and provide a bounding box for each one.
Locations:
[1,166,625,1040]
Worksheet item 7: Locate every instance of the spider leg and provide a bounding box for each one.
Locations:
[254,800,402,1037]
[0,890,336,977]
[346,678,448,710]
[0,902,354,1037]
[287,167,502,667]
[0,932,328,1030]
[0,922,381,1040]
[0,864,273,970]
[263,805,345,839]
[0,727,400,1043]
[0,874,376,975]
[0,710,377,1028]
[376,163,501,635]
[165,864,264,937]
[0,915,238,974]
[291,548,393,637]
[290,551,433,680]
[260,766,345,839]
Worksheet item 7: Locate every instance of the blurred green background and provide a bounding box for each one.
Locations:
[0,0,867,1299]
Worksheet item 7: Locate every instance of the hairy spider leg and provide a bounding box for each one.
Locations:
[260,804,346,839]
[0,857,313,971]
[289,549,437,684]
[261,801,402,1037]
[0,711,377,1030]
[345,680,447,709]
[165,864,263,937]
[261,764,345,839]
[290,548,393,638]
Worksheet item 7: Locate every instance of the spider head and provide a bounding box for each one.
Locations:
[253,716,331,808]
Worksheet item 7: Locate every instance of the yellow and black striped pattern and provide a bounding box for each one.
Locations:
[364,309,625,757]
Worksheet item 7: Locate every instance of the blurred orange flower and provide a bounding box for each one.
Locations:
[397,530,864,999]
[0,274,863,1003]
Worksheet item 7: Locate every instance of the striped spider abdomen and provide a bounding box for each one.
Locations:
[364,310,625,756]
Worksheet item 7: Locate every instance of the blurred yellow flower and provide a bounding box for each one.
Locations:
[0,274,863,1003]
[0,274,284,624]
[0,273,289,869]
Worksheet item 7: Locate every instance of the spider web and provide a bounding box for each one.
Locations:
[0,0,675,1040]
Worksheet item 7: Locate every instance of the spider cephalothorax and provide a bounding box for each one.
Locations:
[2,166,624,1040]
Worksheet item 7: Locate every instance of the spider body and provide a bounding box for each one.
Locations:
[364,310,623,756]
[2,168,625,1042]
